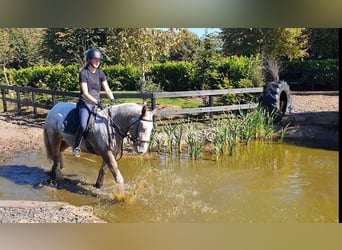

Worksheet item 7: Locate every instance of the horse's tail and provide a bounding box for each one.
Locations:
[43,127,53,161]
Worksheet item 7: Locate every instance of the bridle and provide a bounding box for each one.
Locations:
[107,108,153,160]
[126,116,154,144]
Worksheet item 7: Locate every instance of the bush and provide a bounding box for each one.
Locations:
[102,64,141,91]
[216,55,264,104]
[149,61,196,91]
[281,59,338,81]
[8,65,79,91]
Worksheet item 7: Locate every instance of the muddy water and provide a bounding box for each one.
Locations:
[0,142,338,223]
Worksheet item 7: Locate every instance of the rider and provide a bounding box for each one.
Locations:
[72,48,116,157]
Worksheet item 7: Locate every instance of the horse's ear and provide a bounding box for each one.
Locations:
[141,105,147,115]
[152,108,157,115]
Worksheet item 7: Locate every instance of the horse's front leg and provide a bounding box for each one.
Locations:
[103,150,124,185]
[95,161,108,188]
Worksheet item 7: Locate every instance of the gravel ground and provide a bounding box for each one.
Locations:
[0,200,105,223]
[0,92,339,223]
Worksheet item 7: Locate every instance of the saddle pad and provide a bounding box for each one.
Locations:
[62,108,79,135]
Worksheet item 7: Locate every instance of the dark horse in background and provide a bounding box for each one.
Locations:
[43,102,156,188]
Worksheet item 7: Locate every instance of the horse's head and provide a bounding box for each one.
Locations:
[128,105,156,154]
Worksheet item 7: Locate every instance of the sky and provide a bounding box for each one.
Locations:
[156,28,221,38]
[185,28,221,37]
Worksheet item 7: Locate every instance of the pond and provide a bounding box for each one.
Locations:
[0,141,338,223]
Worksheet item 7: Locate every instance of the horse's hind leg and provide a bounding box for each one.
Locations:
[95,161,108,188]
[49,136,65,185]
[59,141,69,170]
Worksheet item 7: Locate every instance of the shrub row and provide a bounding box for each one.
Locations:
[281,59,338,81]
[3,58,338,92]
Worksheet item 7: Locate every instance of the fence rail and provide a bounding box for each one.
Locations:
[0,85,263,118]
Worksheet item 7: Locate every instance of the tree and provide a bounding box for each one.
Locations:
[305,28,339,59]
[0,28,45,84]
[193,32,224,89]
[42,28,109,67]
[168,28,202,62]
[106,28,173,66]
[221,28,308,60]
[0,28,45,69]
[106,28,177,92]
[0,29,12,84]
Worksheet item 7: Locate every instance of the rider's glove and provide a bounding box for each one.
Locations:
[97,101,106,110]
[110,99,116,105]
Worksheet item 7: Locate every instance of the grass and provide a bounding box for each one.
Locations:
[156,98,203,109]
[111,91,204,109]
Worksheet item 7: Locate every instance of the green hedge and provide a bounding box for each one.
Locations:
[102,64,141,91]
[8,65,79,91]
[5,58,336,92]
[281,59,338,81]
[148,61,196,91]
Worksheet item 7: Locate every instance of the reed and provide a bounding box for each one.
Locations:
[238,110,254,145]
[262,109,277,141]
[186,123,206,160]
[212,120,226,160]
[148,106,277,159]
[161,122,176,154]
[278,122,291,143]
[225,115,241,156]
[149,128,165,153]
[174,124,185,153]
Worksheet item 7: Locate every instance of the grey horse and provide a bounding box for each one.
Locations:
[44,102,156,188]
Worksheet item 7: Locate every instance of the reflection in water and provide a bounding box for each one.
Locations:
[0,141,338,223]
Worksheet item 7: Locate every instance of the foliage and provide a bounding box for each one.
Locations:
[305,28,339,60]
[220,28,308,60]
[102,64,141,91]
[193,32,224,89]
[149,61,196,91]
[168,29,203,62]
[281,59,338,81]
[0,28,45,69]
[42,28,109,67]
[8,65,79,91]
[217,55,264,104]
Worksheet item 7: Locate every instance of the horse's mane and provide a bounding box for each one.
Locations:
[107,103,143,121]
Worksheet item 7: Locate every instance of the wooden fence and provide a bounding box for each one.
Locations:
[0,85,263,118]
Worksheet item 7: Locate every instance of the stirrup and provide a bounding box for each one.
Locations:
[73,147,81,158]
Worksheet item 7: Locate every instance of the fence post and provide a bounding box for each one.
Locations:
[1,89,7,112]
[52,93,56,106]
[209,95,214,119]
[151,93,156,122]
[32,91,37,115]
[16,89,21,113]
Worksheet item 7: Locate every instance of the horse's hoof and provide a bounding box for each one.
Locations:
[55,178,65,187]
[116,176,124,185]
[94,182,102,189]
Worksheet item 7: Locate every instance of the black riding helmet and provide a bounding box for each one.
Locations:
[86,48,103,61]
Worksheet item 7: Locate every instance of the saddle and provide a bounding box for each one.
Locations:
[62,107,97,135]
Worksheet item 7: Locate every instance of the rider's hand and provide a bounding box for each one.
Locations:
[97,101,106,110]
[110,99,116,105]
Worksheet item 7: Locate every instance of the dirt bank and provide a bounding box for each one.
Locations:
[275,92,339,150]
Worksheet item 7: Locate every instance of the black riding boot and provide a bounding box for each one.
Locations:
[72,129,84,158]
